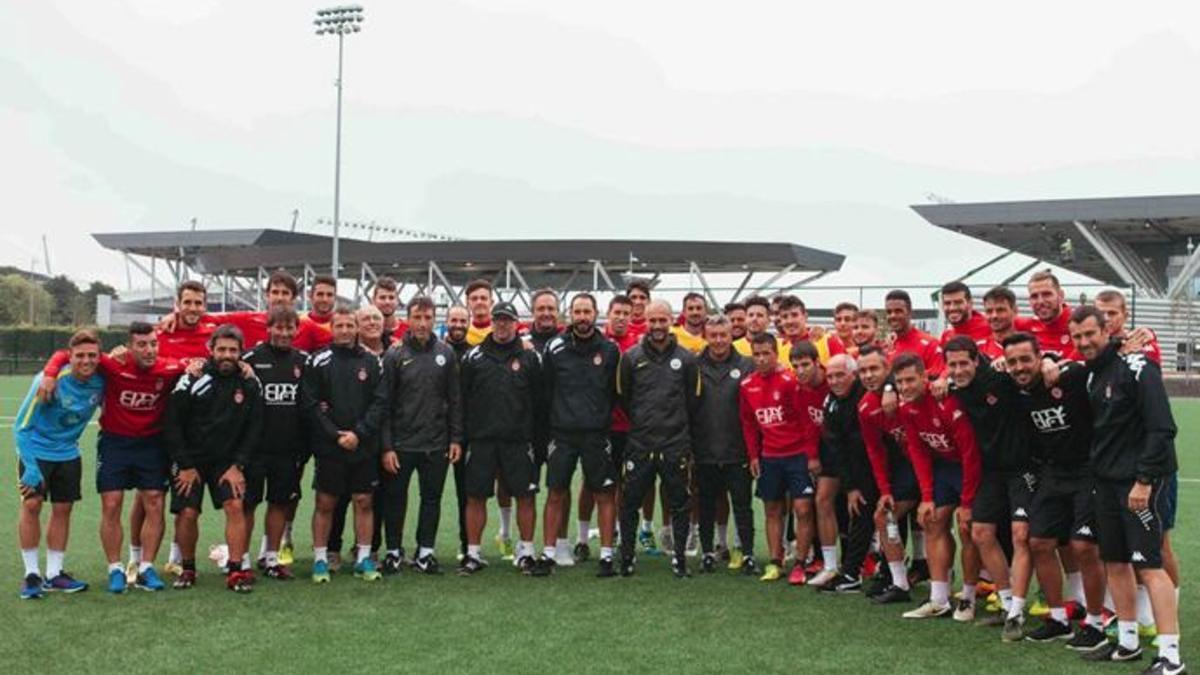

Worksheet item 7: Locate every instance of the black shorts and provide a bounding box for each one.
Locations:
[545,432,617,491]
[464,440,538,499]
[610,432,627,479]
[973,469,1038,525]
[18,458,82,503]
[1094,478,1166,568]
[818,441,840,480]
[170,461,237,514]
[932,460,962,508]
[96,432,170,493]
[1029,470,1095,543]
[889,460,920,504]
[245,455,302,506]
[314,454,379,497]
[1162,473,1178,531]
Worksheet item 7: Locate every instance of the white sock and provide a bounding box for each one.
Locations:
[1008,596,1026,620]
[543,545,556,559]
[387,549,400,558]
[1086,613,1103,630]
[912,530,926,560]
[265,551,279,567]
[962,583,977,604]
[1118,620,1139,651]
[600,546,613,561]
[999,588,1013,612]
[240,558,251,571]
[22,548,40,577]
[313,547,328,563]
[555,538,570,553]
[108,561,123,573]
[46,550,64,579]
[128,545,142,565]
[931,580,950,606]
[356,544,370,563]
[498,507,513,539]
[1159,634,1181,664]
[1050,607,1068,624]
[641,519,654,534]
[1136,585,1156,627]
[1105,588,1116,613]
[888,561,910,591]
[517,541,533,558]
[467,544,481,559]
[821,546,839,572]
[717,522,729,548]
[258,534,268,559]
[1064,571,1084,604]
[418,547,434,559]
[138,561,152,573]
[577,521,590,546]
[979,567,993,582]
[168,542,182,565]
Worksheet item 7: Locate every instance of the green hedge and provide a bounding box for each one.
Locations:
[0,326,128,374]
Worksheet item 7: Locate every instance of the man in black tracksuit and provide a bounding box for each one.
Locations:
[617,300,701,577]
[538,293,620,577]
[943,336,1032,628]
[693,316,755,575]
[378,296,463,575]
[164,324,262,591]
[302,308,387,582]
[821,355,874,592]
[444,305,472,561]
[1072,306,1183,668]
[241,306,307,579]
[459,302,543,574]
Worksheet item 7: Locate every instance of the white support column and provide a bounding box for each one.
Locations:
[1168,243,1200,299]
[1072,221,1163,298]
[688,261,720,309]
[752,264,796,295]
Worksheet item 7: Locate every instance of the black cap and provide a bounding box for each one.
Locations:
[491,302,519,320]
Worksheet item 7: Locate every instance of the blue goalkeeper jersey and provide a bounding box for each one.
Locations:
[14,371,104,463]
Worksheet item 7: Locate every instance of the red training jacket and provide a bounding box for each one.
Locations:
[738,367,813,462]
[898,390,982,508]
[44,351,185,438]
[890,326,945,377]
[857,390,908,497]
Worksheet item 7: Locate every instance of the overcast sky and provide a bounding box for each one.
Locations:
[5,1,1200,294]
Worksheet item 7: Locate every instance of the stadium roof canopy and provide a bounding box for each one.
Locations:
[912,194,1200,299]
[93,228,845,310]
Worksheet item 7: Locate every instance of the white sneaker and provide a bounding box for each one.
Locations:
[685,528,700,558]
[554,542,575,567]
[208,543,229,569]
[808,568,840,588]
[588,527,600,540]
[952,599,976,622]
[903,601,952,619]
[124,560,139,586]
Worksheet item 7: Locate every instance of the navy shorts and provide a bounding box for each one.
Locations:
[888,460,921,503]
[1162,472,1178,531]
[933,460,962,508]
[757,454,813,502]
[96,432,170,493]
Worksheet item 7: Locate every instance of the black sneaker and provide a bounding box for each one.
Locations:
[596,558,616,578]
[870,584,912,605]
[457,555,486,576]
[530,555,555,578]
[414,554,443,575]
[1140,656,1187,675]
[818,572,861,593]
[741,558,760,577]
[382,553,403,576]
[517,555,537,575]
[908,559,930,586]
[396,547,409,567]
[671,556,690,579]
[1066,624,1108,652]
[1082,642,1143,663]
[619,557,636,577]
[573,542,591,563]
[1025,619,1073,643]
[700,553,716,574]
[866,570,892,598]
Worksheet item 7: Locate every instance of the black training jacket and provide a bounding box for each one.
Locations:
[461,335,542,443]
[300,343,386,461]
[378,333,463,454]
[1015,362,1092,471]
[1085,341,1178,482]
[543,329,620,434]
[164,362,263,470]
[242,343,307,458]
[951,360,1031,472]
[824,380,876,493]
[616,334,701,455]
[693,348,752,464]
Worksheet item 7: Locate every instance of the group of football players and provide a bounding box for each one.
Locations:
[12,268,1184,674]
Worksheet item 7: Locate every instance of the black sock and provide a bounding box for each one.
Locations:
[182,559,196,572]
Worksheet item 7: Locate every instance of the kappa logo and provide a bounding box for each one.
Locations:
[1076,525,1093,537]
[602,478,614,487]
[1013,508,1028,518]
[803,486,814,495]
[1131,551,1147,563]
